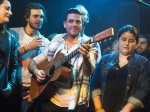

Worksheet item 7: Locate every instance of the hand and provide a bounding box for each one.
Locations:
[120,102,135,112]
[2,83,12,97]
[120,109,130,112]
[34,69,46,83]
[28,37,44,50]
[23,94,33,103]
[78,44,91,59]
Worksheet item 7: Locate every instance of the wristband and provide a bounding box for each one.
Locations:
[26,44,30,51]
[95,106,103,112]
[23,46,28,52]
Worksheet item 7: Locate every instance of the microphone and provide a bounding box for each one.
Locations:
[135,0,143,3]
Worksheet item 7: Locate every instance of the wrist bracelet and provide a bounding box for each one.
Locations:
[95,106,103,112]
[23,46,28,52]
[26,44,30,51]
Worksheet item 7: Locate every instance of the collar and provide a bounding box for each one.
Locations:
[113,52,135,63]
[63,34,82,45]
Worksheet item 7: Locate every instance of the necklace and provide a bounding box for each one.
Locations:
[64,41,73,53]
[119,60,128,67]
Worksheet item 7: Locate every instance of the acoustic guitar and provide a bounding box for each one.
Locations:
[30,27,114,102]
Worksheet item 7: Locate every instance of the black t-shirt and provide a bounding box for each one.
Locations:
[103,64,128,112]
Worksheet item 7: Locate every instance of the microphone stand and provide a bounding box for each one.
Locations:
[135,0,150,7]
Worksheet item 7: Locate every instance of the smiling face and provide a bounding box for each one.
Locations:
[26,9,44,30]
[0,0,12,24]
[118,31,137,56]
[64,13,82,38]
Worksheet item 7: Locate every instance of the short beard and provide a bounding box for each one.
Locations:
[136,48,150,58]
[29,22,42,30]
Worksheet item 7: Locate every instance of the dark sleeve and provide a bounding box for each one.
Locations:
[8,34,18,88]
[90,57,103,98]
[133,60,150,100]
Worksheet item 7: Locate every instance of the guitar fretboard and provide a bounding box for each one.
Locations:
[54,27,114,69]
[54,38,93,69]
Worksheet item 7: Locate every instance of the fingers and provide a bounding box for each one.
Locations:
[36,38,44,46]
[79,44,91,53]
[79,44,91,59]
[28,37,45,50]
[34,69,46,83]
[23,94,33,102]
[23,95,29,99]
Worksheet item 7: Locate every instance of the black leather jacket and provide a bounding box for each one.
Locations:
[91,52,150,109]
[8,33,18,88]
[0,32,18,92]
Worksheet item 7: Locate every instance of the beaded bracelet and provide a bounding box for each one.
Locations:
[23,45,28,52]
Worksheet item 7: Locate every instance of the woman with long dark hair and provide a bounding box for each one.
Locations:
[0,0,18,111]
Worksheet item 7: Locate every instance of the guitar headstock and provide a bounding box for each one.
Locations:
[93,27,114,43]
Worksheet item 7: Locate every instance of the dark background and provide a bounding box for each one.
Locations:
[8,0,150,51]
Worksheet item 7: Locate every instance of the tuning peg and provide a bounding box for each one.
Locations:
[109,37,112,40]
[104,39,106,42]
[99,41,101,44]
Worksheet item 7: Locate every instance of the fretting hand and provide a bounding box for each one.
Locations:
[78,44,91,59]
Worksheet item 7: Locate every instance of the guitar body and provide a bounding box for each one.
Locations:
[30,53,71,101]
[30,77,57,102]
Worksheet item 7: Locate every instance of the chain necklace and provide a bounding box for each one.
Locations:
[119,60,128,67]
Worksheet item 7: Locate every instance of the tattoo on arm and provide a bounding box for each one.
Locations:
[28,60,37,74]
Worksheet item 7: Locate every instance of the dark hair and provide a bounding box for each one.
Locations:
[109,40,118,53]
[75,5,89,24]
[117,24,139,43]
[111,39,118,47]
[0,0,8,4]
[47,33,58,41]
[139,34,150,46]
[0,0,10,34]
[23,3,47,26]
[64,8,83,23]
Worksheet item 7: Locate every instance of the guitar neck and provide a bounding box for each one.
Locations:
[54,27,114,69]
[55,38,93,69]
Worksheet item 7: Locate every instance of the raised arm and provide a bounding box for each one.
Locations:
[18,37,45,57]
[79,43,98,76]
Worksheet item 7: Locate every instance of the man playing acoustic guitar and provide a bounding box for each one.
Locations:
[28,8,99,112]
